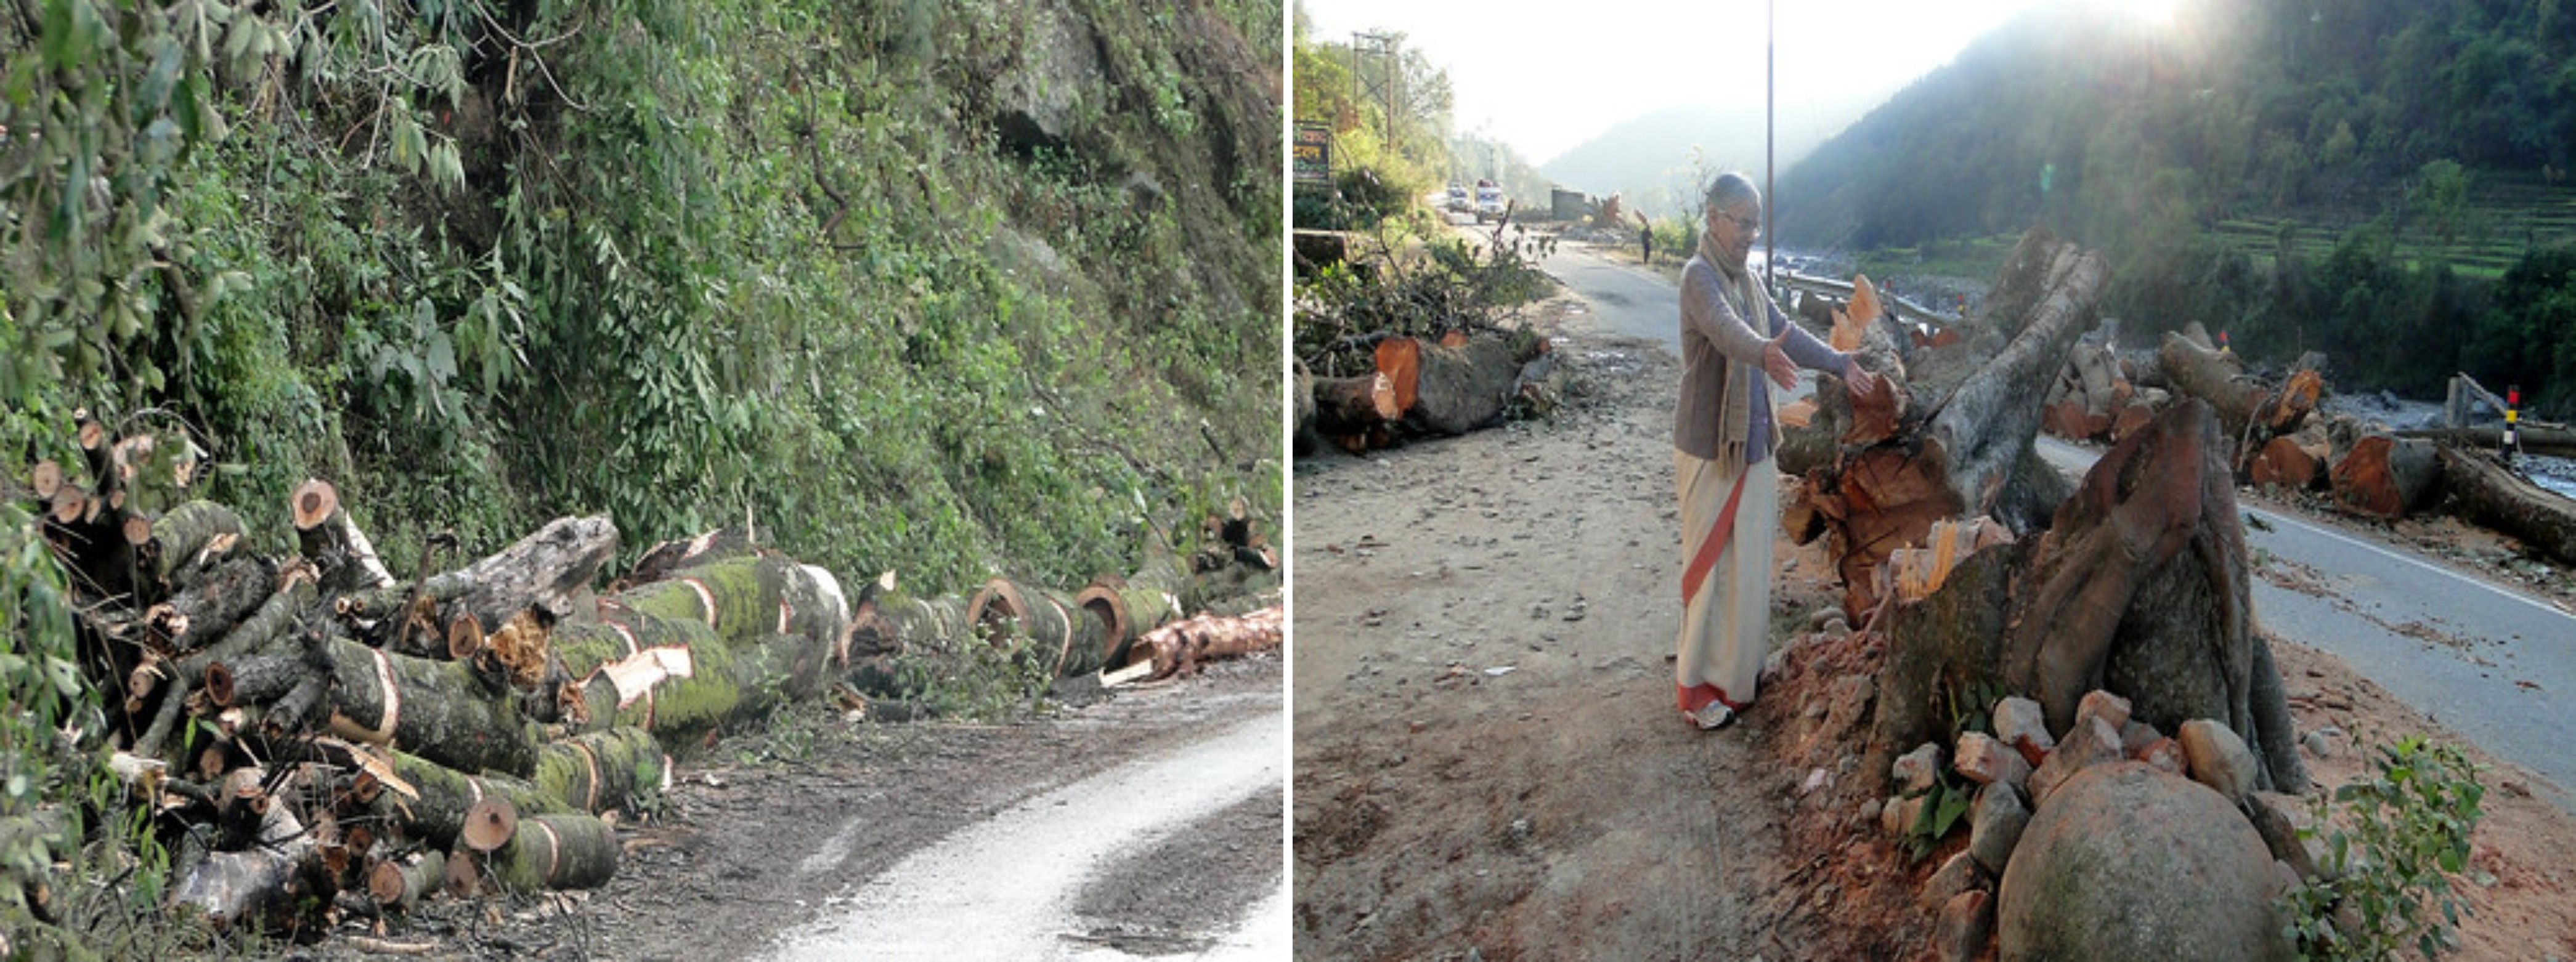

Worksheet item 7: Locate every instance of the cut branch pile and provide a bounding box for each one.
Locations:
[18,414,1280,937]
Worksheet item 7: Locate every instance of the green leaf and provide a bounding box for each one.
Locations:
[40,0,103,71]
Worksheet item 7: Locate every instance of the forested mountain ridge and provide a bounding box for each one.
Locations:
[2,0,1282,592]
[1773,0,2576,411]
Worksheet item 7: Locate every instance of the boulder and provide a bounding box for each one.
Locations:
[2119,718,2164,756]
[2027,715,2120,809]
[1997,762,2293,961]
[2179,718,2261,802]
[2076,690,2132,732]
[1994,696,2055,766]
[1921,849,1986,913]
[1894,742,1946,795]
[1956,732,2032,790]
[1936,889,1996,962]
[2137,736,2185,776]
[1969,783,2030,874]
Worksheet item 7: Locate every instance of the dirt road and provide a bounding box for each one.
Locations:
[306,655,1285,961]
[1290,244,2576,958]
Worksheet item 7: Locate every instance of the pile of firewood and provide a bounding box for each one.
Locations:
[15,411,1282,936]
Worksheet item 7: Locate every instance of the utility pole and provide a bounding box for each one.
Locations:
[1764,0,1776,289]
[1354,32,1400,158]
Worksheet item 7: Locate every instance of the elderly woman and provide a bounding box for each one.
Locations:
[1673,172,1880,730]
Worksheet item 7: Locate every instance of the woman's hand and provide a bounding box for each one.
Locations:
[1843,358,1884,403]
[1763,328,1798,390]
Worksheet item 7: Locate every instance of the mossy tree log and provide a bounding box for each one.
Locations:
[474,811,620,892]
[336,514,620,650]
[320,634,539,777]
[2437,447,2576,566]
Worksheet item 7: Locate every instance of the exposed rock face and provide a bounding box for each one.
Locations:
[1996,762,2293,961]
[991,3,1105,155]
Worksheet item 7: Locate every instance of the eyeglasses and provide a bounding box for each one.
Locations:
[1717,210,1763,237]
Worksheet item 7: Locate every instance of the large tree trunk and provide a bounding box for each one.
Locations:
[2400,425,2576,459]
[2156,332,2265,444]
[337,514,620,651]
[2438,447,2576,566]
[1406,334,1531,436]
[1871,399,2305,795]
[2329,434,2441,519]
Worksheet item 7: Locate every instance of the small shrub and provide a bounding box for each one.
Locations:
[2280,734,2484,960]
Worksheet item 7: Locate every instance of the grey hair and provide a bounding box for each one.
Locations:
[1704,171,1761,215]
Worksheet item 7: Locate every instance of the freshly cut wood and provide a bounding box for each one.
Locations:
[482,812,619,892]
[2437,447,2576,566]
[462,797,519,852]
[1076,576,1180,673]
[365,749,576,851]
[1119,605,1283,679]
[1311,371,1400,437]
[368,852,446,909]
[134,499,247,597]
[2111,400,2157,442]
[1375,336,1423,414]
[321,636,538,777]
[30,459,63,501]
[2249,435,2322,491]
[292,479,397,596]
[341,515,619,648]
[2155,332,2264,443]
[2259,369,2324,432]
[146,554,276,654]
[2329,434,2440,519]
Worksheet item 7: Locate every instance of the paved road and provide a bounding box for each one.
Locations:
[1538,238,2576,810]
[765,709,1287,960]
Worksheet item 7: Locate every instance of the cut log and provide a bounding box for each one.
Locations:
[1375,336,1422,414]
[367,853,445,909]
[2155,332,2265,444]
[2249,436,2322,491]
[2259,369,2325,432]
[2329,434,2441,519]
[616,526,756,590]
[1311,371,1400,437]
[461,798,519,853]
[166,792,330,930]
[1075,576,1180,673]
[2437,447,2576,567]
[1405,334,1527,436]
[364,749,576,851]
[530,726,669,818]
[321,636,538,777]
[968,577,1111,679]
[1118,605,1284,680]
[339,514,619,649]
[134,499,248,598]
[292,479,397,597]
[482,812,619,892]
[146,554,277,655]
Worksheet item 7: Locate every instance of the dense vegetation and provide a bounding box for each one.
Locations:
[1774,0,2576,413]
[1290,5,1453,230]
[2,0,1277,945]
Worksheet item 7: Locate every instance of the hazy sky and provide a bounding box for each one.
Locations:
[1297,0,2176,165]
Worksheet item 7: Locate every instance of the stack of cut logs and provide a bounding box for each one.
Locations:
[1296,328,1562,455]
[17,412,1282,935]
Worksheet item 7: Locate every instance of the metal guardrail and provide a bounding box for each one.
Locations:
[1773,270,1957,330]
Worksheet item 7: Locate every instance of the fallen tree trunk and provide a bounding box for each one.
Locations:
[338,514,620,650]
[1406,334,1537,436]
[970,577,1113,679]
[475,811,620,892]
[2156,331,2265,443]
[1310,371,1400,437]
[292,479,398,597]
[1872,399,2305,795]
[1119,605,1284,680]
[2399,425,2576,459]
[2329,434,2441,519]
[321,635,538,777]
[2437,447,2576,567]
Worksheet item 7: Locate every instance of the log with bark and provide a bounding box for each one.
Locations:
[1115,605,1284,681]
[2328,434,2442,519]
[2436,447,2576,567]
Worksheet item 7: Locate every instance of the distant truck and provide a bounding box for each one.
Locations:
[1474,179,1506,222]
[1446,183,1471,213]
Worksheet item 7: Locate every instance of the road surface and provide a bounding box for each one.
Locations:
[765,705,1287,960]
[1537,237,2576,810]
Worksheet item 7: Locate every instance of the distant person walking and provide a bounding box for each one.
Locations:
[1637,212,1654,265]
[1672,172,1882,730]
